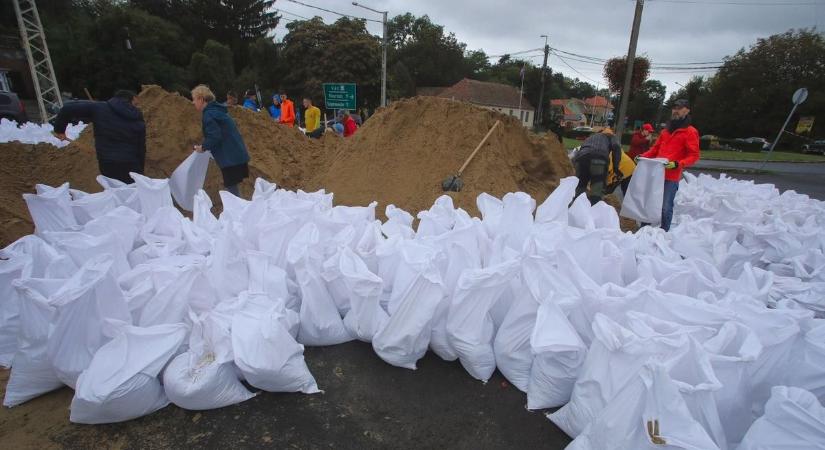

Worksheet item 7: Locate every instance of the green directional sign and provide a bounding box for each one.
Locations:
[323,83,357,110]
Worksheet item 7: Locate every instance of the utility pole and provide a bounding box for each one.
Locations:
[536,35,550,127]
[13,0,62,123]
[615,0,644,136]
[353,2,388,107]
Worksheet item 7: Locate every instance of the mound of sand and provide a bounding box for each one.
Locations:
[0,86,581,246]
[308,96,573,216]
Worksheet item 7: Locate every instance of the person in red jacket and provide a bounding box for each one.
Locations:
[628,123,654,159]
[279,92,295,127]
[639,99,700,231]
[342,110,357,137]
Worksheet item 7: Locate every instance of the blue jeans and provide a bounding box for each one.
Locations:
[661,180,679,231]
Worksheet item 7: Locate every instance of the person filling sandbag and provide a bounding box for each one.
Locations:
[52,90,146,185]
[572,120,622,205]
[638,98,701,231]
[190,84,251,198]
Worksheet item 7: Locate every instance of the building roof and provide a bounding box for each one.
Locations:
[416,86,447,97]
[584,96,613,109]
[436,78,535,111]
[551,98,587,119]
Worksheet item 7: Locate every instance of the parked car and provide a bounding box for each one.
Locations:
[572,126,593,132]
[0,71,27,123]
[744,137,770,150]
[801,140,825,155]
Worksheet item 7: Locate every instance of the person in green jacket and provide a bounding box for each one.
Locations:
[191,84,250,197]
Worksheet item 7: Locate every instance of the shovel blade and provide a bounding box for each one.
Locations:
[442,175,463,192]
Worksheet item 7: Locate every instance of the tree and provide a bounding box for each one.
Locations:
[189,40,235,98]
[603,56,650,93]
[279,17,381,108]
[690,29,825,142]
[627,79,666,125]
[43,4,192,98]
[387,14,473,90]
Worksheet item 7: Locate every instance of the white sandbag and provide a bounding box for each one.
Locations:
[703,321,763,446]
[382,204,415,239]
[476,193,503,238]
[535,176,578,224]
[445,260,520,382]
[323,247,386,342]
[83,206,144,256]
[568,193,595,230]
[567,363,721,450]
[96,175,141,212]
[130,172,173,218]
[71,190,118,225]
[0,254,29,367]
[247,251,294,310]
[169,150,211,211]
[288,223,353,346]
[591,201,620,230]
[620,157,667,223]
[0,235,74,278]
[355,220,383,275]
[3,278,63,406]
[526,299,587,410]
[69,321,188,424]
[738,386,825,450]
[23,182,78,234]
[136,263,202,327]
[193,190,220,234]
[372,241,445,369]
[550,314,690,438]
[252,177,277,200]
[207,224,250,302]
[497,192,535,252]
[786,321,825,404]
[493,256,548,392]
[232,306,320,393]
[46,231,131,281]
[45,256,132,388]
[162,311,255,410]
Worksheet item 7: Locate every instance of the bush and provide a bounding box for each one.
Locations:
[716,138,764,153]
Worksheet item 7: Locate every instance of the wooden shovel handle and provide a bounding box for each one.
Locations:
[457,120,501,176]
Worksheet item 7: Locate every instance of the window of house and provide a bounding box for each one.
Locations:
[520,110,524,121]
[525,111,530,123]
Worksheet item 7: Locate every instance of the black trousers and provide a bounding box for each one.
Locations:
[574,154,608,205]
[98,159,144,184]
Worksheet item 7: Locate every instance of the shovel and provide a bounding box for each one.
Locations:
[442,120,501,192]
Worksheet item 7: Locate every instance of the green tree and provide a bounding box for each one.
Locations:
[627,79,666,125]
[189,40,235,98]
[279,17,381,108]
[691,29,825,142]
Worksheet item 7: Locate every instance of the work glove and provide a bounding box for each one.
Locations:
[665,160,679,170]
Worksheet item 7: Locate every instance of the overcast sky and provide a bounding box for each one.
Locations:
[273,0,824,96]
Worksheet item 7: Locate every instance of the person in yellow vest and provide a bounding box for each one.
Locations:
[303,97,322,138]
[607,146,636,196]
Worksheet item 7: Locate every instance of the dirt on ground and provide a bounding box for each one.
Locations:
[0,86,578,247]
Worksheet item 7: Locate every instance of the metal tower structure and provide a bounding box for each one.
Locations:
[13,0,62,123]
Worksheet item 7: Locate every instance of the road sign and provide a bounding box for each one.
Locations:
[792,87,808,106]
[323,83,357,110]
[796,116,815,134]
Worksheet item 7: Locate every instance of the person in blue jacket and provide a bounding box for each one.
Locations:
[241,89,259,112]
[268,94,281,121]
[52,89,146,184]
[191,84,250,198]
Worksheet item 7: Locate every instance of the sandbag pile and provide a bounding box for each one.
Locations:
[1,171,824,450]
[0,118,86,148]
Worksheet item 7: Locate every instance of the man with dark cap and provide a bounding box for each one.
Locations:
[639,99,701,231]
[53,90,146,184]
[572,118,622,204]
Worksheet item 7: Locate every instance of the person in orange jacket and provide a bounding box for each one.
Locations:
[279,92,295,127]
[639,99,700,231]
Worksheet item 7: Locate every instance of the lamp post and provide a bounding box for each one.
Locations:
[352,2,388,107]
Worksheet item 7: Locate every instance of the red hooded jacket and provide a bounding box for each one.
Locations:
[641,125,700,182]
[628,131,651,159]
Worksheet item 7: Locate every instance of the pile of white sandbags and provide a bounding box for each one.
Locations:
[1,171,824,450]
[0,118,86,148]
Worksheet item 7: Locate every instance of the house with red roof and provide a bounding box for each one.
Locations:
[417,78,535,127]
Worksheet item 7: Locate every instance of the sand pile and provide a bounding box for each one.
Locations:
[309,96,573,216]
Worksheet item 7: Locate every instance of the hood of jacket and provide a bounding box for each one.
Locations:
[106,97,143,121]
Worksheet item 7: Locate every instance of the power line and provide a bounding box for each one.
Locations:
[285,0,382,23]
[487,48,544,58]
[551,51,602,84]
[646,0,821,5]
[276,9,311,20]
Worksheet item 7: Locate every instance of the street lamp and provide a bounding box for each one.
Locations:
[352,1,388,108]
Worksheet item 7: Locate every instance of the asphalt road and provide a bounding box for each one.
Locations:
[692,160,825,175]
[689,168,825,201]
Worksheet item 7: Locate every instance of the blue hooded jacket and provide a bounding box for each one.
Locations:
[242,98,259,112]
[201,101,250,169]
[53,98,146,163]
